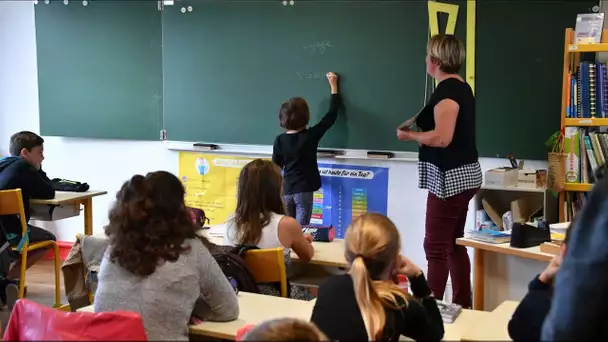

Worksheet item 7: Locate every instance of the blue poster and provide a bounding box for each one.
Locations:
[310,163,389,238]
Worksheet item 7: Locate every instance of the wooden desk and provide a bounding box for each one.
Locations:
[80,294,487,341]
[444,310,492,341]
[457,238,552,310]
[461,300,518,341]
[78,292,314,340]
[207,234,348,268]
[31,191,107,235]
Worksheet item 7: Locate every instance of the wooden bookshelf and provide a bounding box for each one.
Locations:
[563,183,593,192]
[558,28,608,221]
[567,43,608,53]
[564,118,608,126]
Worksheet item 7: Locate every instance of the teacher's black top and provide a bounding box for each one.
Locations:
[415,78,482,199]
[272,94,341,195]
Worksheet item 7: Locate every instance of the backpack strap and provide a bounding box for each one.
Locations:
[234,244,259,258]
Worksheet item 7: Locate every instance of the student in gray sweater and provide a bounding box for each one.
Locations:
[94,171,239,341]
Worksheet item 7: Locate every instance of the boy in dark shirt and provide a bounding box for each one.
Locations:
[0,131,56,309]
[507,223,570,341]
[272,72,341,225]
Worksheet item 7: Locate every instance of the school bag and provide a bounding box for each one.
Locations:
[207,243,260,294]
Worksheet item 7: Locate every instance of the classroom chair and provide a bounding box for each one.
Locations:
[0,189,61,307]
[243,248,288,297]
[4,299,147,341]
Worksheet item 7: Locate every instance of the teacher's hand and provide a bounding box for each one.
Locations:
[396,129,413,141]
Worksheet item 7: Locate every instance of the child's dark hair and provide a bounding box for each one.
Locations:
[279,97,310,130]
[9,131,44,156]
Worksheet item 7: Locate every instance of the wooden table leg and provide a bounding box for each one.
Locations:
[83,198,93,235]
[473,248,485,311]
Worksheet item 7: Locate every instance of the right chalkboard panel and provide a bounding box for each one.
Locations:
[476,0,597,160]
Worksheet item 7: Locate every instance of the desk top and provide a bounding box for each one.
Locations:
[456,238,553,262]
[30,191,107,205]
[80,294,487,341]
[443,309,492,341]
[460,300,518,341]
[191,292,315,339]
[206,234,348,268]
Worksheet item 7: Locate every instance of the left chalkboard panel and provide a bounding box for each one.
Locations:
[35,1,163,140]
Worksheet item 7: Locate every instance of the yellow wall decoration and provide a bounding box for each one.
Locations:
[426,0,476,94]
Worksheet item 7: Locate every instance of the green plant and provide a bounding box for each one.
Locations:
[545,131,561,151]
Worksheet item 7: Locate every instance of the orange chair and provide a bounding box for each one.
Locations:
[0,189,61,307]
[3,299,147,340]
[243,248,288,297]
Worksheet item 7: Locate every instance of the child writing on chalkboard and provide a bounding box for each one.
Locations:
[272,72,341,225]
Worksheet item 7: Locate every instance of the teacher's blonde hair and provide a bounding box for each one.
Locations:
[427,34,465,74]
[345,213,410,340]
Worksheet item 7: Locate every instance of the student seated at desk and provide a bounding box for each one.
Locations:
[311,213,444,341]
[222,159,314,300]
[0,131,56,309]
[507,223,571,341]
[94,171,238,341]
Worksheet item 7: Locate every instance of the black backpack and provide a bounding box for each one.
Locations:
[210,244,260,294]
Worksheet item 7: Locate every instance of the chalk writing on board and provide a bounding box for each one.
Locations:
[303,39,333,54]
[296,71,324,80]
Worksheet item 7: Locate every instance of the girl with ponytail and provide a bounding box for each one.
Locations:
[311,213,444,341]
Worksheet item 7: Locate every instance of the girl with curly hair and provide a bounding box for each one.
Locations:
[94,171,239,340]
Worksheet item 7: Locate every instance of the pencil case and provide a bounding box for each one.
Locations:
[302,225,335,242]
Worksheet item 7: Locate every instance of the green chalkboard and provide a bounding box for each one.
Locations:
[162,1,430,151]
[36,1,163,140]
[476,0,598,160]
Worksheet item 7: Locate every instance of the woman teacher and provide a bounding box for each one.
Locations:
[397,34,481,308]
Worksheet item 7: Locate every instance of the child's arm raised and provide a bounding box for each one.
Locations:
[309,72,341,140]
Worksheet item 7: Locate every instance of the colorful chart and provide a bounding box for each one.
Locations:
[179,152,264,225]
[310,164,389,238]
[179,153,389,236]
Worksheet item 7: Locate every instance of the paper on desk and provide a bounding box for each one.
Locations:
[208,223,227,237]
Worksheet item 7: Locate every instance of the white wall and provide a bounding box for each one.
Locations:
[0,1,548,273]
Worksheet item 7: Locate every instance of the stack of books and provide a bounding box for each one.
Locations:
[466,229,511,244]
[436,300,462,324]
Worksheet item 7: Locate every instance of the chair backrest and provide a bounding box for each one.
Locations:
[3,299,147,341]
[0,189,28,235]
[0,189,25,217]
[243,248,288,297]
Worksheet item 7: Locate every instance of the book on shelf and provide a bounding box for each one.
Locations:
[574,13,604,44]
[466,229,511,244]
[564,191,588,221]
[566,61,608,119]
[563,127,608,185]
[436,300,462,324]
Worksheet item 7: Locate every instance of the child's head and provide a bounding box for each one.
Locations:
[279,97,310,131]
[344,212,409,340]
[240,319,327,341]
[106,171,196,277]
[233,159,285,245]
[9,131,45,168]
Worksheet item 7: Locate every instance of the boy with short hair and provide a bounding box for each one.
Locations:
[0,131,56,309]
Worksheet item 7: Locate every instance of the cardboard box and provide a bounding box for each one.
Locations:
[517,169,547,188]
[485,167,518,187]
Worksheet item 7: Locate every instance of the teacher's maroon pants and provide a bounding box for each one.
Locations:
[424,188,478,308]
